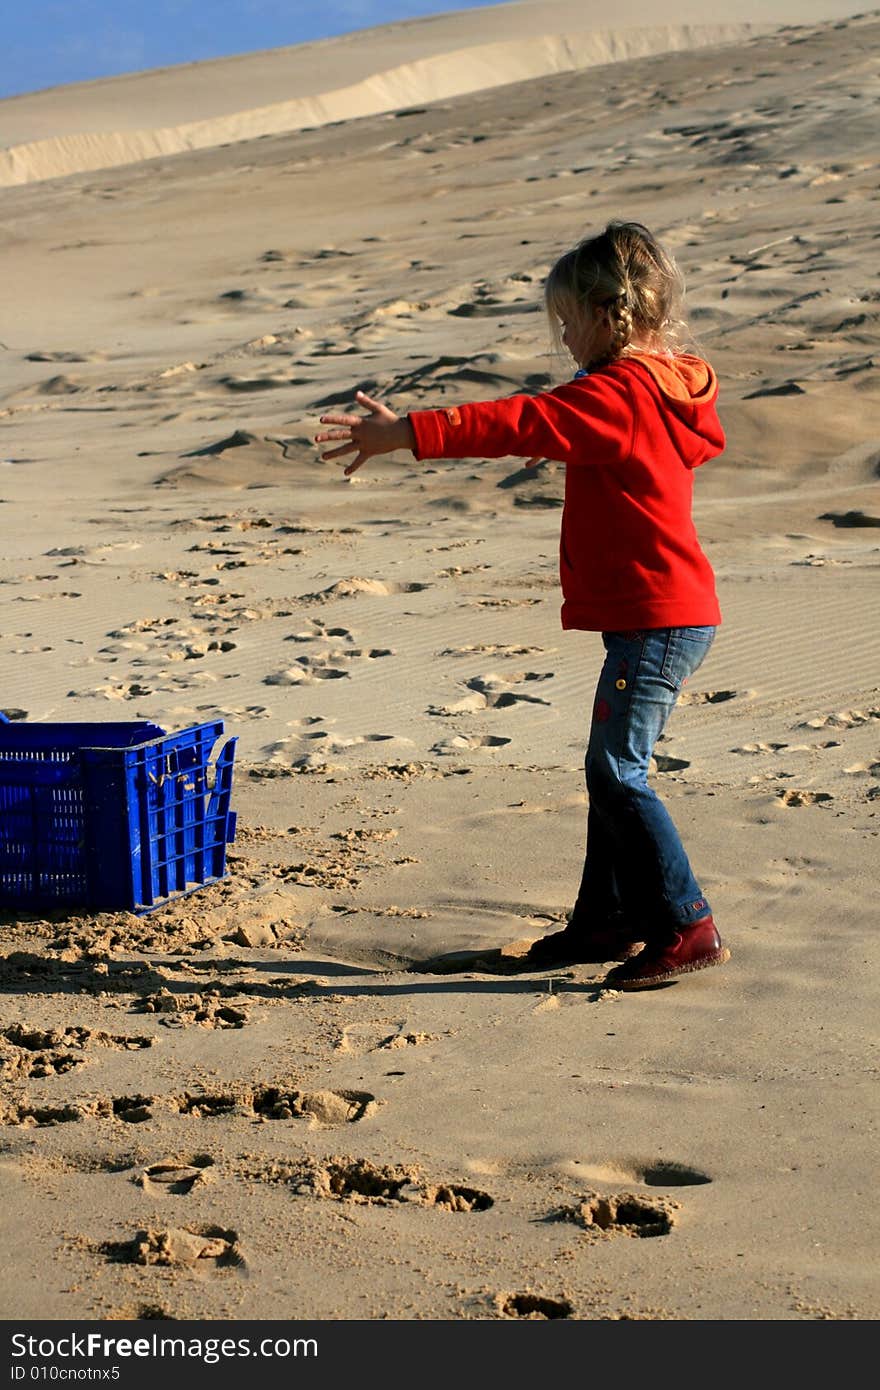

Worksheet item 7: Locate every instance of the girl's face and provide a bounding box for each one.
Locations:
[561,303,613,370]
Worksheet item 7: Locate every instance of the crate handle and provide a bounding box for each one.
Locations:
[206,737,237,815]
[147,751,192,788]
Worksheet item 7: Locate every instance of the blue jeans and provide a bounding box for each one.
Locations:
[574,627,715,936]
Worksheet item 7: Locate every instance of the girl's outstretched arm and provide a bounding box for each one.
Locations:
[315,390,415,476]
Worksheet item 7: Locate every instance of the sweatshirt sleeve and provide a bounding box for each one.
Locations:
[407,375,633,466]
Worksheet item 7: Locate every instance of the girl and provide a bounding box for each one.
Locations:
[315,220,730,990]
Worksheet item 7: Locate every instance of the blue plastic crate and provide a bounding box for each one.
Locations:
[0,718,237,914]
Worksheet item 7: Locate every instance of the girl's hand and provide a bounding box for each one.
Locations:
[316,390,415,476]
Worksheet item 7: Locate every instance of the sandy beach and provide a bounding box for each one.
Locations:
[0,0,878,1321]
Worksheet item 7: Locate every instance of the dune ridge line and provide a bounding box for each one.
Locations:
[0,23,768,187]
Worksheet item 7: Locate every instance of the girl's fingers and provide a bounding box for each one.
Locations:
[319,412,360,427]
[315,427,354,442]
[316,392,387,477]
[343,452,368,476]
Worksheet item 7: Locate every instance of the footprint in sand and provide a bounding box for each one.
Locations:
[47,541,141,561]
[732,741,789,754]
[180,639,237,660]
[286,620,356,645]
[777,789,834,806]
[513,492,565,510]
[167,1093,237,1118]
[135,1155,216,1196]
[0,1094,155,1128]
[190,702,270,721]
[99,639,151,656]
[558,1157,711,1187]
[650,753,691,773]
[431,734,511,755]
[468,596,542,609]
[445,273,540,321]
[296,576,431,604]
[678,689,742,706]
[136,991,249,1030]
[378,1030,442,1050]
[758,855,822,890]
[216,373,293,393]
[264,658,350,686]
[0,1102,83,1128]
[336,1022,442,1055]
[186,539,247,560]
[789,554,844,568]
[557,1191,681,1238]
[427,691,487,716]
[89,663,226,696]
[818,510,880,528]
[265,644,395,686]
[38,374,82,395]
[1,1083,374,1128]
[335,1021,405,1056]
[100,1225,244,1271]
[436,562,493,579]
[216,286,279,308]
[439,644,545,658]
[0,1025,153,1080]
[428,670,553,716]
[67,680,154,701]
[14,590,81,603]
[265,729,410,767]
[103,1303,177,1320]
[351,297,434,336]
[254,1088,376,1126]
[172,1086,377,1126]
[100,636,238,672]
[495,1293,573,1320]
[293,1157,493,1211]
[106,616,183,639]
[0,1039,85,1079]
[467,671,553,709]
[25,349,93,363]
[799,708,880,730]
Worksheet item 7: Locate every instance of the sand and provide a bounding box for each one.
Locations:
[0,0,878,1322]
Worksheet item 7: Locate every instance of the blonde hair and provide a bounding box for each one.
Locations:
[545,221,688,367]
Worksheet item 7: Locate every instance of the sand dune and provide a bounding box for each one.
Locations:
[0,1,878,1325]
[2,25,770,186]
[0,0,863,185]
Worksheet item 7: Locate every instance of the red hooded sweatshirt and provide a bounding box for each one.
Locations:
[408,351,723,632]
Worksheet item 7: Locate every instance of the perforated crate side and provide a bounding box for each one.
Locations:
[0,758,89,907]
[0,721,168,906]
[79,722,236,912]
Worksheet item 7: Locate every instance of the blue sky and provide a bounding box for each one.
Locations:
[1,1,511,100]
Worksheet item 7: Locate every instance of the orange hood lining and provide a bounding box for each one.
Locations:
[626,351,717,404]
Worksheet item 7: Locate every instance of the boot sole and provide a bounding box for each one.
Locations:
[612,946,731,991]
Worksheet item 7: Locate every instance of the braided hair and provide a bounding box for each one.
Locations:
[545,221,688,369]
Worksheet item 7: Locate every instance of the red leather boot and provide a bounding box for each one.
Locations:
[603,916,730,990]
